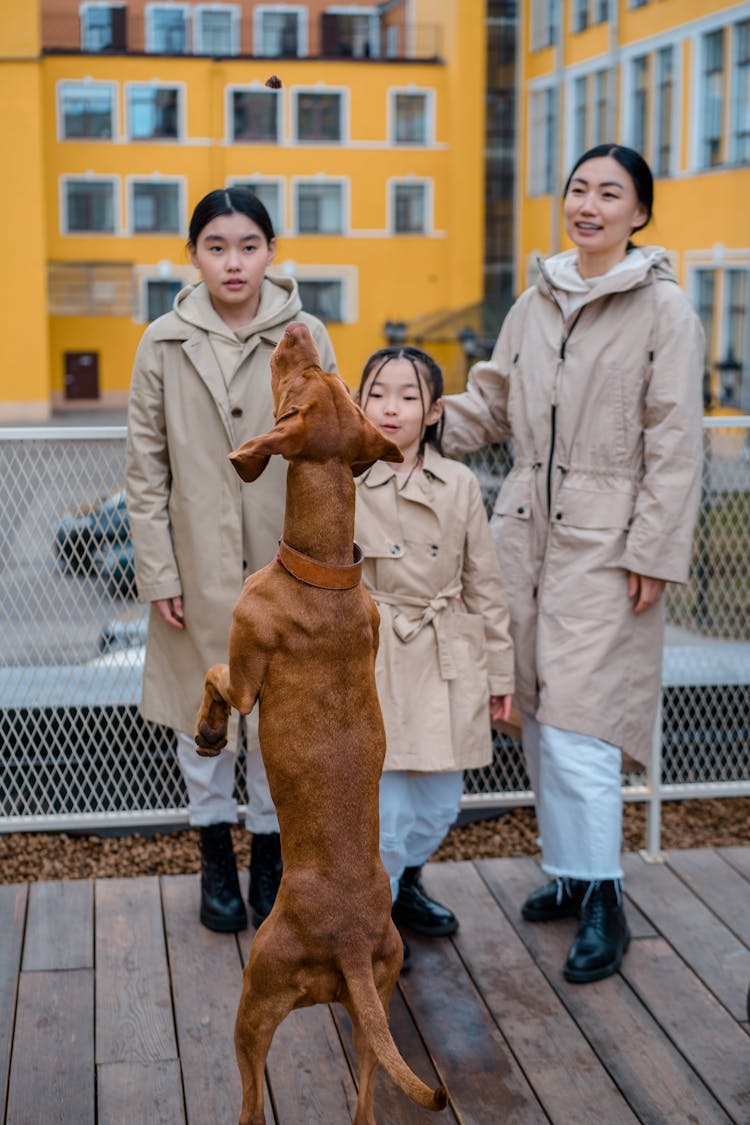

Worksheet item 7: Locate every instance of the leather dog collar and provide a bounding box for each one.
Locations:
[276,539,364,590]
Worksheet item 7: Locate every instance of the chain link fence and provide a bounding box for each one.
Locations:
[1,421,748,848]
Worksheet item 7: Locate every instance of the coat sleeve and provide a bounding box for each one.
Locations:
[459,472,515,696]
[621,288,705,584]
[125,332,183,603]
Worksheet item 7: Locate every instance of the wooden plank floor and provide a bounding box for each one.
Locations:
[2,850,750,1124]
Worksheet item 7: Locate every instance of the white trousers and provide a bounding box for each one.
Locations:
[176,709,279,833]
[379,769,464,901]
[522,712,623,881]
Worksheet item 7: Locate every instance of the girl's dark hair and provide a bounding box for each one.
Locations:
[358,346,445,455]
[188,186,275,246]
[563,144,654,235]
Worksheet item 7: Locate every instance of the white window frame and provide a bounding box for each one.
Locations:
[60,173,120,236]
[388,87,435,146]
[527,79,559,197]
[730,17,750,165]
[530,0,560,52]
[226,83,282,144]
[324,6,380,59]
[226,175,286,234]
[292,176,349,236]
[292,86,349,145]
[134,263,197,323]
[254,5,308,58]
[126,80,185,142]
[144,3,191,54]
[388,177,433,236]
[126,175,185,235]
[193,4,240,56]
[620,31,683,179]
[275,263,358,324]
[79,2,126,52]
[56,79,118,142]
[687,251,750,409]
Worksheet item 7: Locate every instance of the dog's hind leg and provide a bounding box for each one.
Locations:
[234,981,295,1125]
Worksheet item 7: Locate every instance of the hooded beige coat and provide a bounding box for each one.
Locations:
[125,277,336,735]
[354,446,515,772]
[442,248,704,764]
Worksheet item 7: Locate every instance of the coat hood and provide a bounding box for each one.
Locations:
[536,245,677,314]
[159,275,303,342]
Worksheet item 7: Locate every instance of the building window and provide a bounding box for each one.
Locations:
[694,268,716,371]
[146,278,183,320]
[58,82,115,140]
[294,91,343,143]
[297,279,344,322]
[128,86,180,140]
[145,5,189,54]
[393,92,428,144]
[725,269,749,404]
[593,68,615,145]
[630,55,649,159]
[572,76,587,157]
[654,46,675,177]
[701,29,725,168]
[573,0,589,33]
[295,182,344,233]
[392,181,428,234]
[80,3,127,51]
[321,11,378,58]
[63,179,117,233]
[529,86,558,195]
[255,8,305,57]
[131,181,181,233]
[195,5,239,55]
[531,0,560,51]
[231,89,280,142]
[228,179,283,233]
[732,20,750,164]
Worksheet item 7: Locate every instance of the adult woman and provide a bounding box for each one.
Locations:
[126,187,336,933]
[442,145,704,982]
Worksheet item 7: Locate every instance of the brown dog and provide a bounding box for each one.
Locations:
[195,322,448,1125]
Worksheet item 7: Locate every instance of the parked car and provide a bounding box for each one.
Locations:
[53,489,137,598]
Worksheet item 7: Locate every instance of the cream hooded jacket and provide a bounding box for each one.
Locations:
[442,248,704,763]
[126,277,336,735]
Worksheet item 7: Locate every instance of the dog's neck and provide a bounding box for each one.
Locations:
[282,461,356,565]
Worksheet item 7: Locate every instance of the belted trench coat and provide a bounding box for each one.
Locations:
[355,447,515,772]
[442,248,704,764]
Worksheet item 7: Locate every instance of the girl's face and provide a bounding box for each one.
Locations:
[189,211,275,324]
[361,357,442,468]
[563,155,647,269]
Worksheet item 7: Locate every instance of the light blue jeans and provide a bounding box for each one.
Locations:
[379,769,464,900]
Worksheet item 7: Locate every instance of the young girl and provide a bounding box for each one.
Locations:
[126,187,337,933]
[354,346,514,960]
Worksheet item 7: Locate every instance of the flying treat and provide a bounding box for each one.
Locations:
[265,75,282,89]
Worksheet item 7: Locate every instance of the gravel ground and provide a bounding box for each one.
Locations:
[1,797,748,883]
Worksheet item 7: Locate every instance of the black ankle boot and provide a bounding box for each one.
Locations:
[563,880,630,984]
[248,831,283,928]
[392,866,458,936]
[522,877,587,922]
[199,823,247,933]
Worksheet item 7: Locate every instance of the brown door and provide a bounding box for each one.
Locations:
[64,352,100,400]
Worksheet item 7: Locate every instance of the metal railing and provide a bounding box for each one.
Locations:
[1,419,748,852]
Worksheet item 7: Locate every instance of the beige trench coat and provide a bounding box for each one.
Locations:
[125,278,336,736]
[442,249,704,764]
[355,446,515,772]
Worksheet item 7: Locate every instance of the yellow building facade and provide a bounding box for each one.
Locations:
[0,0,486,420]
[518,0,750,410]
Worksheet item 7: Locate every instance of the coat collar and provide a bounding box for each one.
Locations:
[359,444,449,489]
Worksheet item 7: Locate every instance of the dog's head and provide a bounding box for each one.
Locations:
[229,322,403,482]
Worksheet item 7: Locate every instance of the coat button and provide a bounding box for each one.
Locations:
[430,544,439,556]
[391,544,401,555]
[517,506,525,514]
[231,406,243,417]
[556,512,562,520]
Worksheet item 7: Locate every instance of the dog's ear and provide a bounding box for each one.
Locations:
[351,414,404,477]
[229,407,309,482]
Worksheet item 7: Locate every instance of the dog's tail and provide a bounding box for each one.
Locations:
[342,965,448,1111]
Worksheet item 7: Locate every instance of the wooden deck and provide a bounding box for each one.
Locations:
[2,849,750,1124]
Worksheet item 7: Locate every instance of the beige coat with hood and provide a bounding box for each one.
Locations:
[126,277,336,736]
[355,446,515,772]
[442,247,704,764]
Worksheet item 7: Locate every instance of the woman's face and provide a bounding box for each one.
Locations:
[361,357,441,467]
[189,211,275,323]
[563,155,647,265]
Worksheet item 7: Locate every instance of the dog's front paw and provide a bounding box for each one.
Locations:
[195,719,228,756]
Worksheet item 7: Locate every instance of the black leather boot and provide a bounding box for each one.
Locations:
[392,866,458,936]
[248,831,283,928]
[522,877,587,922]
[563,880,630,983]
[199,823,247,933]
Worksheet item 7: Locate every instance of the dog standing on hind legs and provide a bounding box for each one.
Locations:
[195,321,448,1125]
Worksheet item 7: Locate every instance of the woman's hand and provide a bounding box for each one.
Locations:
[627,572,665,615]
[153,596,185,629]
[490,694,512,723]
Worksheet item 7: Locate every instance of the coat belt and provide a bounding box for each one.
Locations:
[369,582,462,680]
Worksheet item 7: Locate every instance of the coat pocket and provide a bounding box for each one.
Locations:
[493,475,532,520]
[553,488,635,531]
[448,611,492,767]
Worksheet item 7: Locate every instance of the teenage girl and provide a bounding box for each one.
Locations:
[354,346,514,962]
[126,187,337,933]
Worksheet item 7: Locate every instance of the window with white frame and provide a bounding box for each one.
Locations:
[694,267,716,369]
[63,178,117,233]
[128,85,181,140]
[570,68,614,161]
[321,10,378,58]
[654,46,675,177]
[294,91,343,142]
[531,0,560,51]
[529,85,558,195]
[146,278,184,320]
[593,68,615,145]
[295,181,344,233]
[392,181,428,234]
[230,88,280,142]
[700,28,725,168]
[630,55,649,159]
[195,5,239,55]
[130,180,181,233]
[732,20,750,164]
[297,279,344,322]
[80,3,127,51]
[228,179,284,233]
[145,5,189,53]
[255,7,305,57]
[392,92,429,144]
[573,0,610,32]
[725,268,749,404]
[693,264,750,408]
[58,81,115,140]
